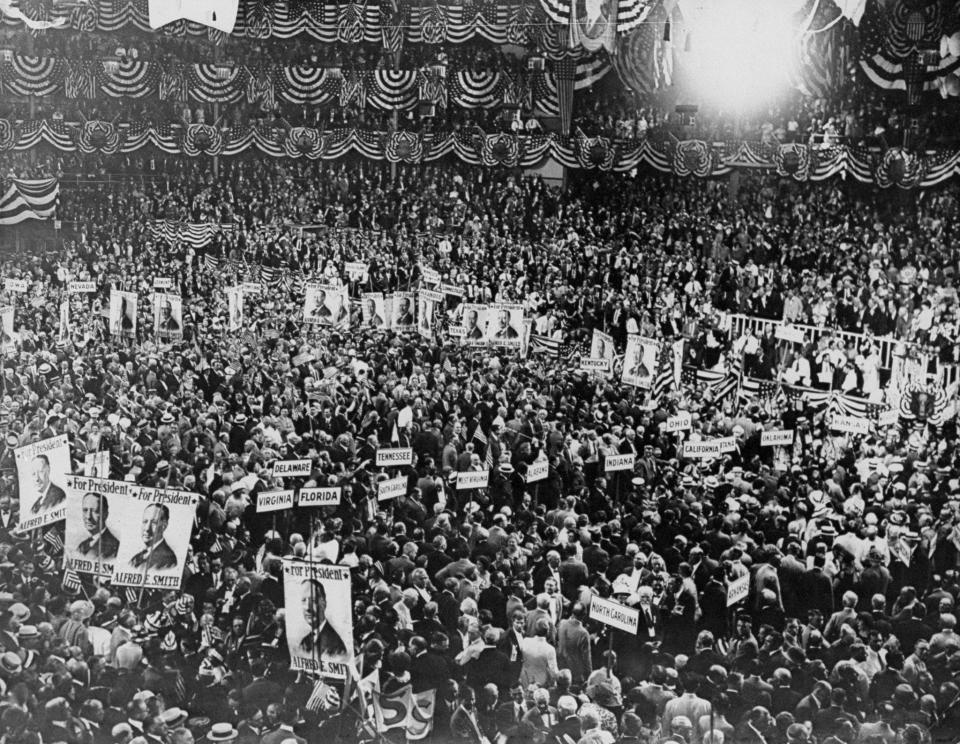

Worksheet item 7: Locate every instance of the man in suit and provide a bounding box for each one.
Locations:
[363,297,384,327]
[450,687,485,744]
[129,503,178,570]
[464,309,484,339]
[557,603,592,689]
[297,579,349,662]
[157,300,180,334]
[497,611,526,687]
[29,454,66,515]
[260,707,306,744]
[491,309,519,340]
[310,290,332,321]
[395,297,414,326]
[77,492,120,560]
[550,696,581,744]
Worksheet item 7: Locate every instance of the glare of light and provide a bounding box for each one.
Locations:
[683,0,796,111]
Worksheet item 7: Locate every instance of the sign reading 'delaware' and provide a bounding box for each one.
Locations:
[376,448,413,467]
[604,454,635,472]
[761,429,794,447]
[297,487,341,508]
[457,470,489,490]
[526,459,548,483]
[273,459,312,477]
[589,596,639,634]
[257,490,294,512]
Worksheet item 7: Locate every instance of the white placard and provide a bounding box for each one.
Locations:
[580,357,609,373]
[377,476,407,501]
[421,268,441,285]
[604,453,635,472]
[526,459,548,483]
[273,459,313,478]
[457,470,490,490]
[829,414,870,435]
[376,448,413,467]
[345,262,368,281]
[774,325,806,344]
[727,574,750,606]
[589,595,639,634]
[4,279,27,293]
[68,281,97,294]
[298,487,342,508]
[878,409,899,427]
[665,412,692,432]
[153,277,173,290]
[761,429,795,447]
[715,436,737,453]
[683,441,721,459]
[257,490,295,512]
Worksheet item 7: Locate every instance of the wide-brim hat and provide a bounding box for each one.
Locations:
[206,724,238,742]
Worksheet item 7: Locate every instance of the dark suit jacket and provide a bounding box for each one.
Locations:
[31,483,66,514]
[298,622,348,658]
[410,650,451,693]
[466,646,511,692]
[496,629,524,685]
[78,529,121,559]
[130,539,178,570]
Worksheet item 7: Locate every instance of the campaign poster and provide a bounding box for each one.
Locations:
[62,475,131,578]
[417,289,443,339]
[0,306,14,348]
[304,284,348,327]
[591,330,615,370]
[110,485,198,591]
[227,286,244,332]
[153,293,183,340]
[15,434,70,532]
[109,290,138,338]
[461,303,487,345]
[84,450,110,478]
[361,292,387,330]
[390,292,416,331]
[622,335,658,389]
[283,559,354,678]
[485,303,524,348]
[58,300,70,344]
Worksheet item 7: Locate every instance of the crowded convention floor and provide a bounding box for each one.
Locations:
[4,0,960,743]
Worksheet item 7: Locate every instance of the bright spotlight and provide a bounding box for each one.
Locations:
[684,0,796,110]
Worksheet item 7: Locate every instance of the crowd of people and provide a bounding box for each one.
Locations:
[0,140,959,744]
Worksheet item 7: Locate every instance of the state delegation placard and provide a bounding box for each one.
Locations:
[273,459,312,477]
[298,487,341,508]
[258,490,295,512]
[376,448,413,467]
[589,596,639,634]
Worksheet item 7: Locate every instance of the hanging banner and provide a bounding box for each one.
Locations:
[62,475,130,578]
[153,293,183,340]
[485,303,524,348]
[15,434,70,532]
[226,285,244,332]
[461,303,488,344]
[417,288,444,339]
[110,486,198,590]
[390,291,416,331]
[283,560,354,678]
[304,283,349,327]
[109,290,138,337]
[622,335,657,389]
[361,293,387,329]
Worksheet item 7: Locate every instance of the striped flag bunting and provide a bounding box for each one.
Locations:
[125,587,140,604]
[0,178,58,225]
[529,334,561,356]
[472,427,487,445]
[150,220,232,247]
[651,345,675,401]
[44,528,64,553]
[306,678,337,713]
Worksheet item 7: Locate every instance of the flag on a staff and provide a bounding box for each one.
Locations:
[652,345,676,401]
[62,568,82,593]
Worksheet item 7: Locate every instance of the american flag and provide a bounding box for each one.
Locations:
[44,528,64,553]
[651,345,676,401]
[713,354,743,402]
[553,55,577,136]
[473,427,487,446]
[203,254,221,272]
[442,356,454,375]
[126,587,140,604]
[306,678,337,713]
[530,333,560,356]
